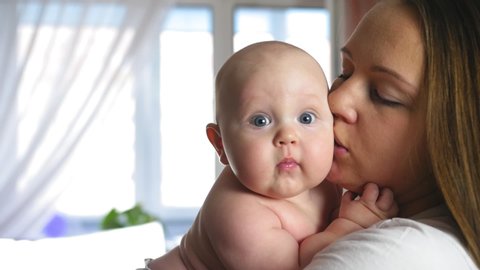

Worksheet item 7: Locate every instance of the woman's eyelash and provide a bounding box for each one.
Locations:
[335,73,402,107]
[369,88,401,106]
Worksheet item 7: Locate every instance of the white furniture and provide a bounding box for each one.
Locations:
[0,222,166,270]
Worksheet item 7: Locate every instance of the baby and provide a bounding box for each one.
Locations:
[146,41,398,270]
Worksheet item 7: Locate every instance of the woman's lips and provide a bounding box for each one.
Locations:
[334,140,349,156]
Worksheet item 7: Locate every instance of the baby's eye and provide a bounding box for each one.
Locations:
[298,112,316,124]
[250,114,271,127]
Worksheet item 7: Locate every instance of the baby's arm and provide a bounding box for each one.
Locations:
[208,196,303,270]
[300,183,398,267]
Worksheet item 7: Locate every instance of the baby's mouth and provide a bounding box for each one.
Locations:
[277,158,298,170]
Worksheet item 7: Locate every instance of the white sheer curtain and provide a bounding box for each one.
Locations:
[0,0,172,239]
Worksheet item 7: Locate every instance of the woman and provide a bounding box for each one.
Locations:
[305,0,479,269]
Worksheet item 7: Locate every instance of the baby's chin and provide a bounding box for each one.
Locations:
[258,186,310,200]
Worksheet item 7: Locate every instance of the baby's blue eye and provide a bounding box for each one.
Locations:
[299,112,315,124]
[250,115,270,127]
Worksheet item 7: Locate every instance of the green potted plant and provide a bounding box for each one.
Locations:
[101,203,158,230]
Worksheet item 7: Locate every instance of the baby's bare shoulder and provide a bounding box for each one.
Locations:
[204,181,275,224]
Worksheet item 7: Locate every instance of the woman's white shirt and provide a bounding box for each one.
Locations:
[305,205,478,270]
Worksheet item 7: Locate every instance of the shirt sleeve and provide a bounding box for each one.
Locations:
[303,218,478,270]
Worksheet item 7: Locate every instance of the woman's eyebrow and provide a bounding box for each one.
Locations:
[340,46,418,93]
[371,65,417,92]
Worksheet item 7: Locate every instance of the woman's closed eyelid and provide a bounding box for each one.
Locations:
[369,88,402,106]
[330,74,403,107]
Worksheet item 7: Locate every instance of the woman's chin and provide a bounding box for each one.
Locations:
[326,168,363,194]
[326,163,342,183]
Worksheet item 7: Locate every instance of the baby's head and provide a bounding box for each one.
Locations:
[207,41,333,198]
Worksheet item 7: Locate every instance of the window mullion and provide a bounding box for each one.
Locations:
[134,29,162,214]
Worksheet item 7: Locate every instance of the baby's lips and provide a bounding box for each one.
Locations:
[277,158,298,169]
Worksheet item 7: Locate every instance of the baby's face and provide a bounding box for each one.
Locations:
[217,47,333,198]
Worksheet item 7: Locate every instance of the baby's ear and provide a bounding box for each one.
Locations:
[206,123,229,165]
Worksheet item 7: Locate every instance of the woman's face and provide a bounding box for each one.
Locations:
[327,1,432,204]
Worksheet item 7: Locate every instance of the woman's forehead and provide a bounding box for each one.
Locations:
[345,1,424,92]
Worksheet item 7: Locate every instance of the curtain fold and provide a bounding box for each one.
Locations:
[0,0,172,239]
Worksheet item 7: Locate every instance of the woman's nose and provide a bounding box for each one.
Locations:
[274,126,298,147]
[328,84,358,124]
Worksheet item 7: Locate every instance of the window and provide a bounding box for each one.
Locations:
[158,6,215,209]
[34,0,331,246]
[234,6,331,81]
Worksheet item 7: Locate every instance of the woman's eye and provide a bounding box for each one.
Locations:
[369,88,402,107]
[250,115,271,127]
[330,73,350,92]
[299,112,316,124]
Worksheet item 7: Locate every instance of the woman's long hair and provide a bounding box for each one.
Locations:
[407,0,480,266]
